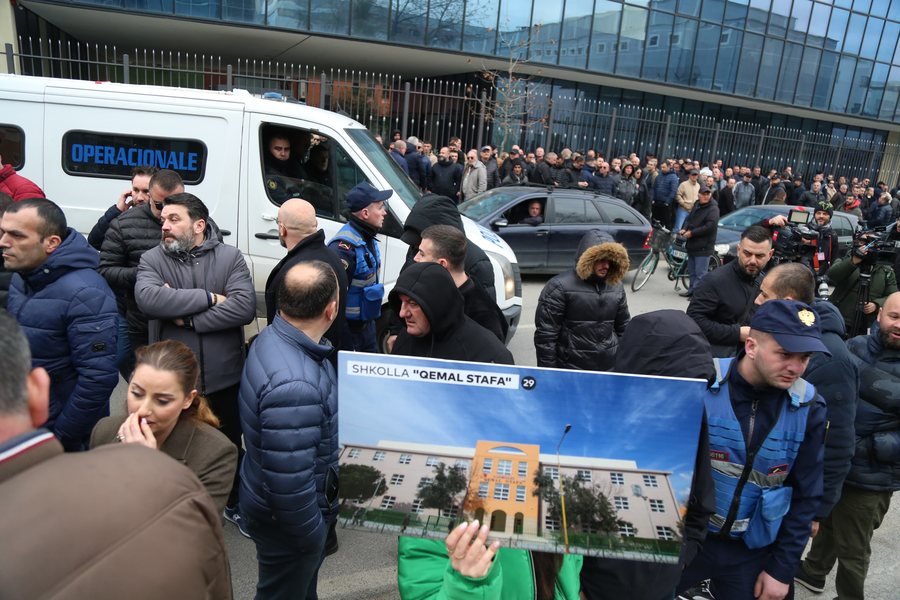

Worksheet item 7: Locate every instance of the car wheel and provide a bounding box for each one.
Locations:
[631,252,658,292]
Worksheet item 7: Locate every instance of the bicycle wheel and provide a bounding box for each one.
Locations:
[707,254,722,272]
[631,252,659,292]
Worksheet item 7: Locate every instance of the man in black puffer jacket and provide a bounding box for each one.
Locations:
[796,291,900,599]
[389,262,513,364]
[580,309,715,599]
[534,230,630,371]
[679,184,719,297]
[99,169,184,356]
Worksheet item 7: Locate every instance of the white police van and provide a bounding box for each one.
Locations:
[0,74,522,341]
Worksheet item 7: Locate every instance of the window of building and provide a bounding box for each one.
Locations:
[398,454,412,465]
[518,461,528,478]
[493,483,510,501]
[441,507,459,518]
[656,526,676,541]
[720,30,732,45]
[426,456,440,467]
[478,482,489,498]
[596,42,606,53]
[544,466,559,480]
[670,33,681,45]
[649,499,665,512]
[614,496,630,510]
[516,486,526,502]
[454,461,469,474]
[347,449,360,459]
[618,41,629,51]
[545,515,560,531]
[482,458,493,474]
[648,35,659,47]
[418,477,433,488]
[610,472,625,485]
[372,451,385,462]
[411,499,424,514]
[643,475,659,488]
[390,474,404,485]
[576,469,592,482]
[380,496,396,509]
[619,522,637,537]
[497,460,512,475]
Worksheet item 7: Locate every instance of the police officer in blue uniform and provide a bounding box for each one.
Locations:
[677,299,829,600]
[328,182,390,352]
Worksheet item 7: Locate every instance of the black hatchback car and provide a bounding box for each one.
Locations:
[459,186,651,274]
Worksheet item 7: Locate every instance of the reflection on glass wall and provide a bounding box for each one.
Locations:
[70,0,900,123]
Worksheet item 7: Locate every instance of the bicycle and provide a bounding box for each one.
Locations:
[631,220,721,292]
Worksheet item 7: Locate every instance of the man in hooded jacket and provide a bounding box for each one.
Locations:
[534,230,630,371]
[389,262,513,364]
[580,309,715,600]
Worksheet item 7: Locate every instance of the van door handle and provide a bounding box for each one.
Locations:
[220,229,231,237]
[255,232,280,240]
[535,230,548,237]
[261,213,277,221]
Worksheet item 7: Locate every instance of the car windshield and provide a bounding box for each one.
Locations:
[719,206,796,230]
[345,128,421,209]
[459,189,529,221]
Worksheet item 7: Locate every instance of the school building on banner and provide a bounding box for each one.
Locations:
[340,439,682,542]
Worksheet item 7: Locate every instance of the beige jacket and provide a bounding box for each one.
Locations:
[676,179,700,211]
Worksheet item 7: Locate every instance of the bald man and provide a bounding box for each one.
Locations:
[264,198,347,360]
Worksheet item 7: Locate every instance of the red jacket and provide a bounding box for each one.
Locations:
[0,164,45,201]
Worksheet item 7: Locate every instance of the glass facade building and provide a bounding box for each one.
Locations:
[51,0,900,127]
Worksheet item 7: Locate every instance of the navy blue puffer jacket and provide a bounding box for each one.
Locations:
[238,315,339,544]
[6,229,118,450]
[846,328,900,492]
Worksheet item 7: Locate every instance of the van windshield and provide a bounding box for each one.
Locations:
[346,128,421,209]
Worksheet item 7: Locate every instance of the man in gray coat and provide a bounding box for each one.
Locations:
[135,192,256,528]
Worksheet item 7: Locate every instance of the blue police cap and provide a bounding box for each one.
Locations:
[346,182,392,213]
[750,299,831,355]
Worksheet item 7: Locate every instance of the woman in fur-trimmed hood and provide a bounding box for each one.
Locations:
[534,230,631,371]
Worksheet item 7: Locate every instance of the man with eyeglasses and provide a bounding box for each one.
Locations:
[688,225,774,358]
[98,169,184,370]
[460,149,486,201]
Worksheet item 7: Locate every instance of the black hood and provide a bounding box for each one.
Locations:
[401,193,464,247]
[388,262,465,339]
[615,309,715,381]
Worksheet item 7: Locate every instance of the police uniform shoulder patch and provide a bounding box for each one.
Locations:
[337,241,352,251]
[340,259,350,269]
[798,309,816,327]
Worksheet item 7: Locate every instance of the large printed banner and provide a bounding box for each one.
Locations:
[337,351,707,563]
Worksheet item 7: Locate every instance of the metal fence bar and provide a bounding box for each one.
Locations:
[9,36,900,185]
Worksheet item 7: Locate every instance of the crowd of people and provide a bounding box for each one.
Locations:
[0,140,897,600]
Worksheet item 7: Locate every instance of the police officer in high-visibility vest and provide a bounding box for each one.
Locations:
[677,299,829,600]
[328,182,390,352]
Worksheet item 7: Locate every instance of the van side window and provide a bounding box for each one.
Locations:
[261,124,335,218]
[61,131,206,183]
[334,144,369,215]
[0,125,26,170]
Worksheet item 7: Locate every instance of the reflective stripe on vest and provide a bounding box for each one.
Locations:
[705,357,814,538]
[331,223,380,320]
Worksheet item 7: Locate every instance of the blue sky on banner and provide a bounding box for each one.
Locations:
[338,351,707,502]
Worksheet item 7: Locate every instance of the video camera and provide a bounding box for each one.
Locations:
[852,227,898,268]
[772,209,822,263]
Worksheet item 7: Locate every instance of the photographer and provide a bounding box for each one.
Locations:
[762,201,835,274]
[827,234,898,337]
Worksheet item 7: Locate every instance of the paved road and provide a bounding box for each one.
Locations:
[115,261,899,598]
